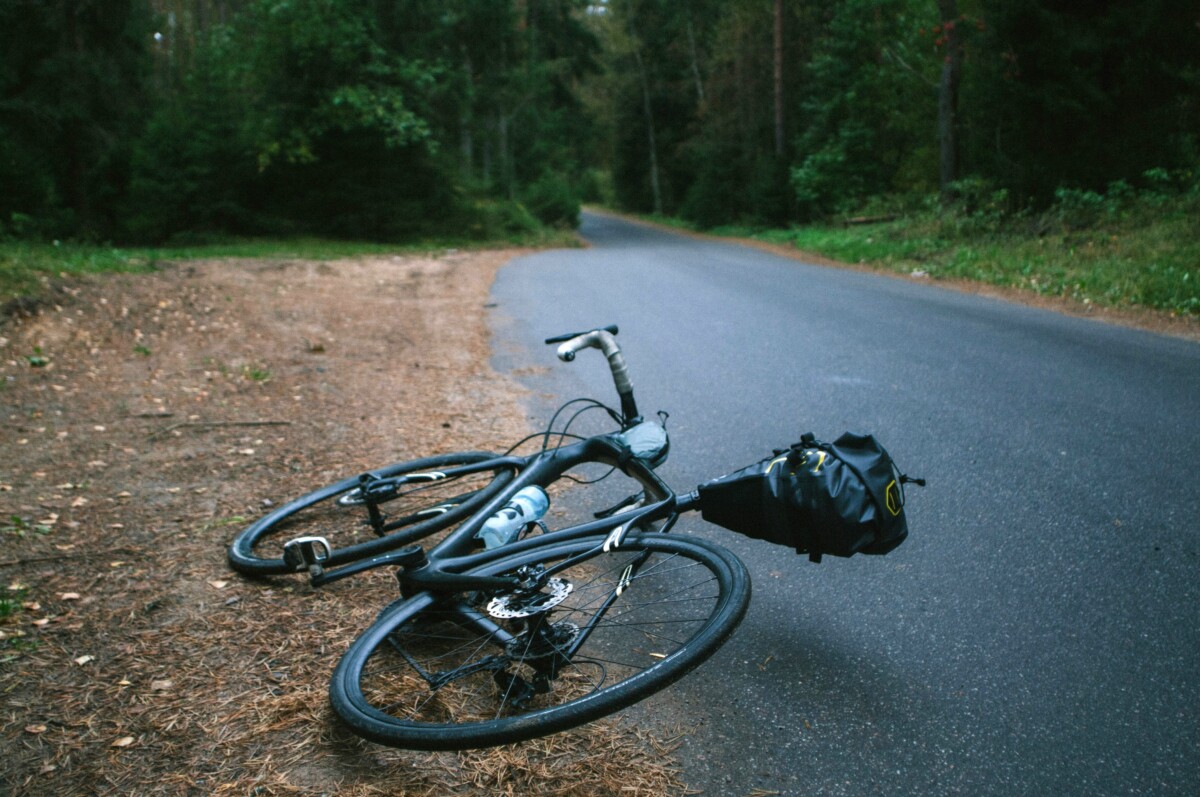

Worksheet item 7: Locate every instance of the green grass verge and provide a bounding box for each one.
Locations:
[618,199,1200,317]
[751,213,1199,316]
[0,229,577,307]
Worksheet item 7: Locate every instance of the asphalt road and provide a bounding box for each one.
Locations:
[488,211,1200,796]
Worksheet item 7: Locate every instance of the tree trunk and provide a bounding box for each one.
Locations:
[63,3,92,232]
[461,119,474,181]
[937,0,964,200]
[498,113,514,200]
[632,46,663,215]
[773,0,784,157]
[460,53,474,180]
[482,120,493,184]
[685,8,705,105]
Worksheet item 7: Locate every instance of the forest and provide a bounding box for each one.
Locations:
[1,0,1197,244]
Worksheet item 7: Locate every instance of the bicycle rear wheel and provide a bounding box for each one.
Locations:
[329,532,750,750]
[227,452,515,576]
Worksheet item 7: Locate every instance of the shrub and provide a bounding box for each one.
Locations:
[577,169,615,206]
[680,164,737,229]
[464,200,540,241]
[521,175,581,228]
[939,176,1013,236]
[1053,187,1107,229]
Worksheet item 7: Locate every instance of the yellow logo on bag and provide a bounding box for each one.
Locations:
[767,449,826,476]
[885,479,902,516]
[765,455,789,474]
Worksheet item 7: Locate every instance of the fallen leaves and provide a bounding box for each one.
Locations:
[0,252,681,797]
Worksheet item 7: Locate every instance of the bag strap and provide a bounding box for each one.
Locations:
[797,431,927,487]
[783,432,819,467]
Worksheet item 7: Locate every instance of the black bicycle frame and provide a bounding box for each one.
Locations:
[308,433,699,590]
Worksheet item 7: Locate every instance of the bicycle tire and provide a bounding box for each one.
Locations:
[329,532,750,750]
[227,452,515,576]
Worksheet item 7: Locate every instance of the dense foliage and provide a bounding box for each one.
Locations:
[1,0,596,242]
[1,1,1197,243]
[593,0,1200,225]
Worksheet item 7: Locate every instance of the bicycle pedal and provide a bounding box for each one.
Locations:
[283,536,332,571]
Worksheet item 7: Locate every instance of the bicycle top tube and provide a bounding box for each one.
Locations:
[310,430,678,587]
[432,432,672,558]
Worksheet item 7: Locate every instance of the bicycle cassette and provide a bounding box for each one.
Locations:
[487,578,573,619]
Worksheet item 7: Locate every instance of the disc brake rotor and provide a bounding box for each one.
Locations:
[487,578,573,619]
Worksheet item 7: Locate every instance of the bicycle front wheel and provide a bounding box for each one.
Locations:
[227,452,515,576]
[329,532,750,750]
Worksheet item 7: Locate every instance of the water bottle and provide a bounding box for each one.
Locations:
[476,486,550,549]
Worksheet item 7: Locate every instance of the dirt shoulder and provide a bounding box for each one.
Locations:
[0,252,685,795]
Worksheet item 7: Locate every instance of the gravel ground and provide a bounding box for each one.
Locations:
[0,251,687,796]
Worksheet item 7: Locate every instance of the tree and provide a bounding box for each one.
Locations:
[630,31,664,214]
[937,0,964,199]
[0,0,153,237]
[596,0,802,224]
[127,0,449,241]
[594,0,683,215]
[964,0,1200,200]
[791,0,938,216]
[773,0,785,157]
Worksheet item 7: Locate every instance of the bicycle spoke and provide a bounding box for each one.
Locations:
[227,453,513,575]
[357,546,726,726]
[332,533,750,750]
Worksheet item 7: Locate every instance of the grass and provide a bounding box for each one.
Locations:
[1,584,38,661]
[7,196,1196,317]
[749,211,1200,316]
[620,188,1200,318]
[0,227,578,307]
[3,515,53,538]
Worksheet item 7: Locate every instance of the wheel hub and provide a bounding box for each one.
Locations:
[505,621,581,660]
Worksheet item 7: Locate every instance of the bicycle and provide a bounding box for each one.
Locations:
[226,325,674,586]
[227,326,910,750]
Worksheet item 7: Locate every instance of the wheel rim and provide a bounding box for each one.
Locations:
[238,457,510,566]
[341,535,746,747]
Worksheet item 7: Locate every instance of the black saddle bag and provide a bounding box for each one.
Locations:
[697,432,921,562]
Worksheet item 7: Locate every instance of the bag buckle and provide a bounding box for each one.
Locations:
[283,536,331,572]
